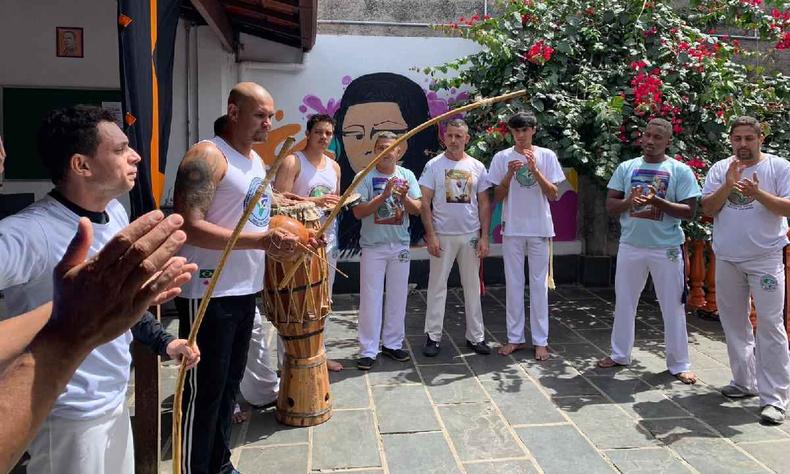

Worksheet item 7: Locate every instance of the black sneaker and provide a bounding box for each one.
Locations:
[357,357,375,370]
[466,339,492,355]
[423,335,440,357]
[381,346,411,362]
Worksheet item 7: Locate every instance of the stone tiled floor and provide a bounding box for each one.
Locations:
[150,285,789,473]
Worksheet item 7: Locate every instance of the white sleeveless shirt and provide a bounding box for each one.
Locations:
[292,151,339,248]
[179,136,271,298]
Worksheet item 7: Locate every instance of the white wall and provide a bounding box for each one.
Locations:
[0,0,120,201]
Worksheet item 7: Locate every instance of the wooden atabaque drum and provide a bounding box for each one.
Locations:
[262,200,332,426]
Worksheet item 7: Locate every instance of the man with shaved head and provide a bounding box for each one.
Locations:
[597,118,699,385]
[173,82,305,474]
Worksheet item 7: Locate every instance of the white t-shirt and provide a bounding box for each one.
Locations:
[0,196,133,420]
[418,153,490,235]
[702,154,790,262]
[486,146,566,237]
[179,136,271,298]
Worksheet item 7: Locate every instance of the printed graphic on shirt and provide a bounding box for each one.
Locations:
[243,177,271,227]
[727,188,756,209]
[629,168,670,221]
[515,166,536,187]
[760,274,778,292]
[309,184,332,198]
[445,169,473,203]
[199,269,215,286]
[373,176,405,225]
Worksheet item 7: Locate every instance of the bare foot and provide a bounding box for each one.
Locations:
[534,346,550,361]
[596,356,628,369]
[327,359,344,372]
[232,402,250,424]
[673,371,697,385]
[498,343,528,356]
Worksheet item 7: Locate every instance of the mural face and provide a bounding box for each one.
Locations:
[341,102,409,173]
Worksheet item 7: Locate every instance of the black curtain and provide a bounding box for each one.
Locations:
[118,0,181,217]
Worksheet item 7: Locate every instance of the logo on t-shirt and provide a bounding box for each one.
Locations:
[727,189,755,208]
[243,177,271,228]
[629,168,670,221]
[515,166,536,187]
[372,177,405,225]
[445,169,473,203]
[309,184,332,198]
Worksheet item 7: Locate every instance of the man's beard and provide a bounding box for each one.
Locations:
[736,148,754,160]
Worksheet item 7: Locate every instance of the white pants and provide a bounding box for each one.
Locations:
[358,243,411,358]
[716,251,790,409]
[424,232,485,343]
[239,306,280,406]
[27,402,134,474]
[503,236,550,346]
[610,243,691,374]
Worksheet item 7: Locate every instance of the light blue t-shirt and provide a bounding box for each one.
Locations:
[357,166,422,248]
[608,156,701,248]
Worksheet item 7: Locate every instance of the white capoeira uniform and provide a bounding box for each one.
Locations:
[487,146,565,347]
[0,196,134,474]
[607,156,700,374]
[356,166,422,358]
[419,152,490,343]
[702,154,790,410]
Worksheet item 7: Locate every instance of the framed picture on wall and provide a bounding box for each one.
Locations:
[56,27,83,58]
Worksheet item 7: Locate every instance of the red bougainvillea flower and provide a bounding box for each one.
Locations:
[524,40,554,65]
[777,32,790,50]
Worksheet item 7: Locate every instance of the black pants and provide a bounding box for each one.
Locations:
[176,294,256,474]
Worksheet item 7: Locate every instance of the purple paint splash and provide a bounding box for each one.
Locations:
[300,94,341,118]
[425,89,471,136]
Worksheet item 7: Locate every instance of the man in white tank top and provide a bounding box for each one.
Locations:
[274,113,344,372]
[173,82,306,474]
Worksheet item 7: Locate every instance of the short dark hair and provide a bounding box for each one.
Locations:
[37,105,116,184]
[213,114,228,135]
[646,118,672,138]
[306,114,335,132]
[444,118,469,132]
[507,112,538,129]
[373,131,399,146]
[729,116,762,135]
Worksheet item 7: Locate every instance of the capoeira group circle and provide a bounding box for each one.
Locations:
[1,81,788,474]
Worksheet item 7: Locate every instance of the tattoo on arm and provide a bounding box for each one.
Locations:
[174,154,217,220]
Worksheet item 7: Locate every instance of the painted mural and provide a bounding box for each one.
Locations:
[253,72,578,251]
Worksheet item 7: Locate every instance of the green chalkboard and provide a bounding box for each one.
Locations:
[2,87,121,180]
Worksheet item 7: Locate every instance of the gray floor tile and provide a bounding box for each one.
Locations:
[641,418,768,473]
[438,402,524,461]
[328,366,370,409]
[419,364,489,404]
[482,379,566,425]
[237,445,308,474]
[243,409,309,447]
[371,384,440,433]
[555,396,658,449]
[366,356,422,385]
[605,447,693,473]
[515,425,616,474]
[312,410,381,470]
[463,460,539,474]
[586,375,689,419]
[739,440,790,473]
[382,432,461,474]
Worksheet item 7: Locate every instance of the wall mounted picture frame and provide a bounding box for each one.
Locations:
[56,27,83,58]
